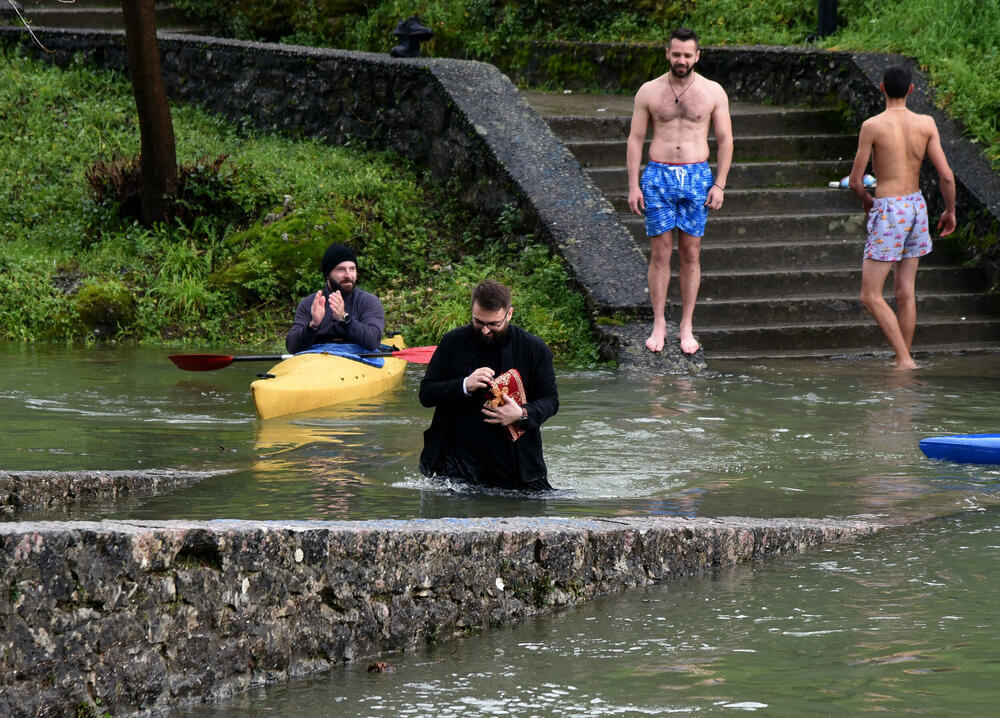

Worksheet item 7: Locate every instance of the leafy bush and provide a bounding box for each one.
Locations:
[72,278,137,338]
[210,208,355,303]
[84,154,259,236]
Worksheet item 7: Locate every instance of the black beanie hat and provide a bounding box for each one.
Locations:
[321,243,358,277]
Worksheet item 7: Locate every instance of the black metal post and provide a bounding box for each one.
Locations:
[818,0,838,37]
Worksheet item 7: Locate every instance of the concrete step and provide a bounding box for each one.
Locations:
[669,265,987,299]
[669,292,1000,326]
[697,238,862,271]
[705,342,1000,360]
[566,134,857,167]
[587,160,855,192]
[622,211,867,242]
[605,187,859,215]
[520,89,1000,358]
[694,315,1000,353]
[545,106,847,140]
[660,238,961,272]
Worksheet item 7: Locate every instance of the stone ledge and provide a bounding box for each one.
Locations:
[0,469,232,516]
[600,320,709,373]
[0,515,884,716]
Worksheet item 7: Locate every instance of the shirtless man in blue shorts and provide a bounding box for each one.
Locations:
[848,63,956,369]
[628,27,733,354]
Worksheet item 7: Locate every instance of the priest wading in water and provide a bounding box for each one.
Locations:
[628,27,733,354]
[418,281,559,491]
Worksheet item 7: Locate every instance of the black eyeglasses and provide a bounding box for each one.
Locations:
[471,315,507,330]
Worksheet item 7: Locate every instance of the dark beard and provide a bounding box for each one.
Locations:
[327,278,354,296]
[472,324,509,348]
[670,65,692,79]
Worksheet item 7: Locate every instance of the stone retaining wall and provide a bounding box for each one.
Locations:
[0,470,232,517]
[0,515,883,716]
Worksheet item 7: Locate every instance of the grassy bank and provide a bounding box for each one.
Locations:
[0,49,599,363]
[182,0,997,172]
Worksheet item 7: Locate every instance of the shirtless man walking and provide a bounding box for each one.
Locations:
[628,27,733,354]
[848,63,956,369]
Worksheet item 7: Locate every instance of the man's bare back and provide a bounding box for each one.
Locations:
[848,64,956,371]
[865,108,940,198]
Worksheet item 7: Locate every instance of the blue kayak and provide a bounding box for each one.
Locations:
[919,434,1000,465]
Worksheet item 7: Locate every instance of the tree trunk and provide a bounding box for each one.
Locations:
[121,0,178,224]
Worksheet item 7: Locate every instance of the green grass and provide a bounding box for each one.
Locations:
[0,48,600,363]
[820,0,999,170]
[264,0,997,171]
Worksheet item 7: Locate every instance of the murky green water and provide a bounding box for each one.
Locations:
[2,345,999,714]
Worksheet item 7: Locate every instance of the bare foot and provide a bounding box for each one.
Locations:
[645,320,667,352]
[678,329,700,355]
[890,357,918,370]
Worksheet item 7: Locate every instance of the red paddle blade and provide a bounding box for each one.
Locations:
[167,354,236,371]
[389,346,436,363]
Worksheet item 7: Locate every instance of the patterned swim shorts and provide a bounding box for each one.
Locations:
[864,190,932,262]
[640,160,714,238]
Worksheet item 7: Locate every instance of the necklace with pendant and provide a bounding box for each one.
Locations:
[670,76,695,104]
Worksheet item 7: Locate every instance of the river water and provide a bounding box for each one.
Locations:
[2,345,999,714]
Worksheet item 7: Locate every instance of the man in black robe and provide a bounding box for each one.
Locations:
[419,280,559,491]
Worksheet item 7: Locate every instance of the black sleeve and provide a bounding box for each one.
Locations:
[419,330,474,409]
[523,339,558,430]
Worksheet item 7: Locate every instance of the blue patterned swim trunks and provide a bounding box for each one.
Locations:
[640,160,714,238]
[864,190,932,262]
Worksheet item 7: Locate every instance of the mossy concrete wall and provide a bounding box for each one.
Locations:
[0,515,883,716]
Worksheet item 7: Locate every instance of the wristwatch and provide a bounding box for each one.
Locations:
[517,406,529,430]
[341,313,351,325]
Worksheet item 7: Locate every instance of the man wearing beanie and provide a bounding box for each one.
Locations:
[286,243,385,353]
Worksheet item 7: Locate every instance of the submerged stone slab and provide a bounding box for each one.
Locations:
[0,469,231,516]
[0,515,883,716]
[601,320,709,373]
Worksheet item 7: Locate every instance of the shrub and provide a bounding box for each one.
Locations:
[210,208,355,303]
[72,278,137,338]
[85,154,260,239]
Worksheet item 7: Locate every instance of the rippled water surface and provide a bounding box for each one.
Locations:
[2,345,999,715]
[3,346,998,523]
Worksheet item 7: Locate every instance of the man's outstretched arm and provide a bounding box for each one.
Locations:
[848,122,876,214]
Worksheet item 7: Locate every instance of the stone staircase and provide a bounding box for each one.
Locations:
[14,1,194,32]
[525,90,1000,359]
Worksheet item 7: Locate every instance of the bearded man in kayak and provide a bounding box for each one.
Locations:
[286,243,385,353]
[418,280,559,491]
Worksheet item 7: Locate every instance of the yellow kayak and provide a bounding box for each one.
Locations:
[250,335,407,419]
